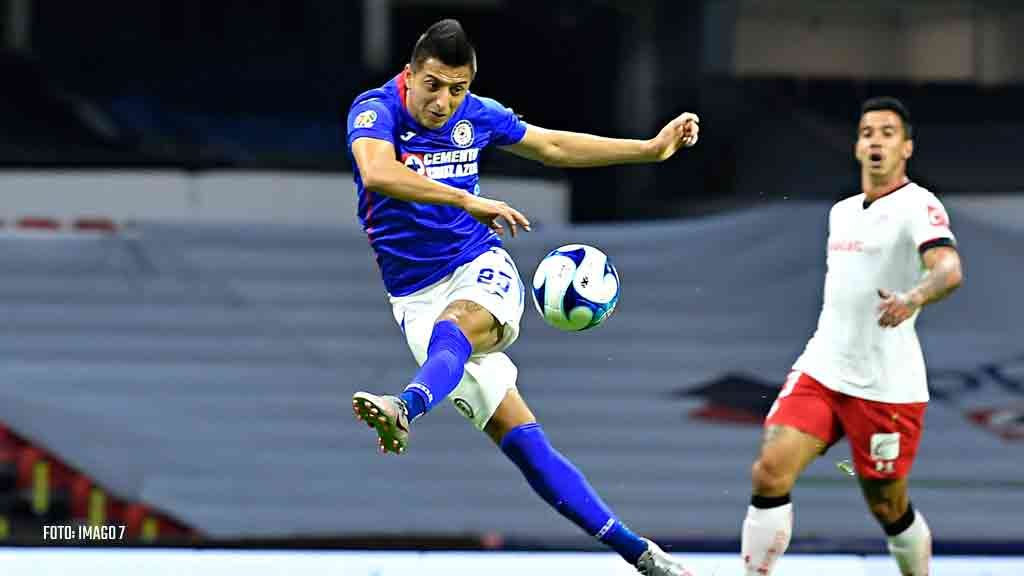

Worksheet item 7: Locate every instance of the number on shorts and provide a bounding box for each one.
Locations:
[477,267,512,294]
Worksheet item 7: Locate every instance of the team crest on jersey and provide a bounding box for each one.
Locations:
[927,205,949,227]
[402,153,426,175]
[451,120,474,148]
[353,109,377,129]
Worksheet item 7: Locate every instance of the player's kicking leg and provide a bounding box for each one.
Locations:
[354,284,698,575]
[354,247,521,454]
[741,371,837,576]
[485,388,698,576]
[352,298,483,454]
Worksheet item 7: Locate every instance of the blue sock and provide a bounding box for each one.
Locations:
[398,320,472,421]
[500,423,649,565]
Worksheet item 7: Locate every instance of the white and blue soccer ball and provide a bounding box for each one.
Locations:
[531,244,620,332]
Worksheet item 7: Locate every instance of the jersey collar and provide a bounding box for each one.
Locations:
[862,178,912,209]
[395,72,409,109]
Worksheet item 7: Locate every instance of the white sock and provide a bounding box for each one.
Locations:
[887,509,932,576]
[742,502,792,576]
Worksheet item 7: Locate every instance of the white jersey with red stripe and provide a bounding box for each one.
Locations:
[793,181,956,403]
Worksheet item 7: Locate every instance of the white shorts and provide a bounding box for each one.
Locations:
[389,247,525,430]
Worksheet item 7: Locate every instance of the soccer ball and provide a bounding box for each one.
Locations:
[531,244,620,332]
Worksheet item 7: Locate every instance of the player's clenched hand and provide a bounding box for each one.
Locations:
[463,195,531,237]
[876,288,921,328]
[649,112,700,161]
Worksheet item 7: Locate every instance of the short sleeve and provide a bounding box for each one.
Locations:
[478,96,527,146]
[346,98,396,148]
[907,191,956,253]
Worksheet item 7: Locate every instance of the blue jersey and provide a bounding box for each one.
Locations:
[346,73,527,296]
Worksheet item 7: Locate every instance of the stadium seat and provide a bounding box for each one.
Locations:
[69,475,92,520]
[15,447,43,493]
[72,217,118,233]
[15,217,60,231]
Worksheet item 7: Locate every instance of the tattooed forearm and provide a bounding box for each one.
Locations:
[908,248,963,308]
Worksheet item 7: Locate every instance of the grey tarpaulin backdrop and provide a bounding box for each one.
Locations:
[0,196,1021,544]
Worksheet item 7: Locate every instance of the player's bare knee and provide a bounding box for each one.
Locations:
[436,301,471,325]
[484,390,536,445]
[864,485,909,525]
[751,456,794,496]
[437,301,499,351]
[867,499,905,525]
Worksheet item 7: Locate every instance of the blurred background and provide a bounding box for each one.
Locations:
[0,1,1022,574]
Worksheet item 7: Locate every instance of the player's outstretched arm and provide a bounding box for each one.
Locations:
[877,246,963,327]
[352,137,530,236]
[500,112,699,168]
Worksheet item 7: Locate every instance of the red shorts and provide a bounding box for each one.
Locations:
[765,371,927,479]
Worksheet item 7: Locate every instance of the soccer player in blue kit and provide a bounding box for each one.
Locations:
[348,20,700,576]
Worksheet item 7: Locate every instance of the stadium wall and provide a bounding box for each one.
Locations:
[0,171,570,228]
[733,0,1024,83]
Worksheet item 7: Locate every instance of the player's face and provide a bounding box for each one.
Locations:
[403,58,473,129]
[855,110,913,178]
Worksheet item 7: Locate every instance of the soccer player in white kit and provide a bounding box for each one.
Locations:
[740,97,963,576]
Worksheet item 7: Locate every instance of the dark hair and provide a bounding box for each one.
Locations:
[861,96,913,138]
[411,19,476,74]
